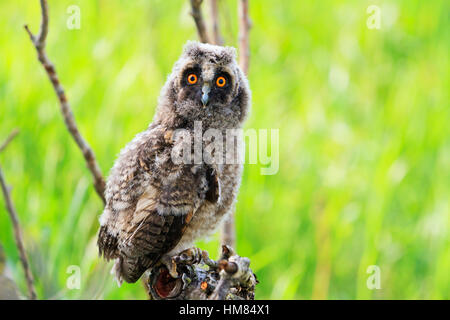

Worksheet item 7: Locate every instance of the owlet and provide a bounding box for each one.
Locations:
[97,41,251,284]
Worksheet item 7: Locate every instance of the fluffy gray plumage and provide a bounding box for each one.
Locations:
[97,41,251,284]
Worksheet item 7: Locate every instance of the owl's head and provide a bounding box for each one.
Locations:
[156,41,251,129]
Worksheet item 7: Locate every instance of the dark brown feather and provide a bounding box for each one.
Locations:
[97,225,118,260]
[205,167,219,203]
[117,210,194,283]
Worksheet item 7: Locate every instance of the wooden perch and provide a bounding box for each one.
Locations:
[24,0,106,204]
[190,0,211,43]
[148,246,257,300]
[0,130,37,300]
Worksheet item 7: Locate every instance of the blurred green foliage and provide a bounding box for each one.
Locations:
[0,0,448,299]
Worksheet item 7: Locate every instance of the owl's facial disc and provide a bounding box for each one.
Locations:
[180,64,234,110]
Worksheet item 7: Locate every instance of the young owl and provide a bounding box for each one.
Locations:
[97,41,251,284]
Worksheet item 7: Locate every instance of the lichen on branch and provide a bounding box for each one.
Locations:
[148,246,257,300]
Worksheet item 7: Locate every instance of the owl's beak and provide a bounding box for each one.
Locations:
[201,83,211,107]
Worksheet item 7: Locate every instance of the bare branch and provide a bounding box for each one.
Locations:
[25,0,106,203]
[238,0,251,75]
[209,0,224,45]
[0,131,37,300]
[220,213,236,249]
[36,0,49,48]
[0,129,19,153]
[190,0,211,43]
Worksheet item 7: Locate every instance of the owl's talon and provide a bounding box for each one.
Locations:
[160,255,179,278]
[172,247,203,266]
[174,253,189,263]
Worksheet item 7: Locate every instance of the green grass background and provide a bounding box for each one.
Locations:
[0,0,448,299]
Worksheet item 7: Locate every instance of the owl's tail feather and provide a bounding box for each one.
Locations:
[112,255,154,285]
[111,257,124,287]
[98,225,119,260]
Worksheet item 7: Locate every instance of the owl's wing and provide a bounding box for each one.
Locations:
[98,129,219,283]
[115,184,196,283]
[98,185,197,283]
[100,172,216,283]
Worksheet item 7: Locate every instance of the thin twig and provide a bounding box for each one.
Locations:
[209,0,224,45]
[190,0,211,43]
[0,131,37,300]
[0,129,19,153]
[238,0,250,75]
[25,0,106,203]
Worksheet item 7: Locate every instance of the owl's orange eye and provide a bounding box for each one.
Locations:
[187,74,198,84]
[216,76,226,87]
